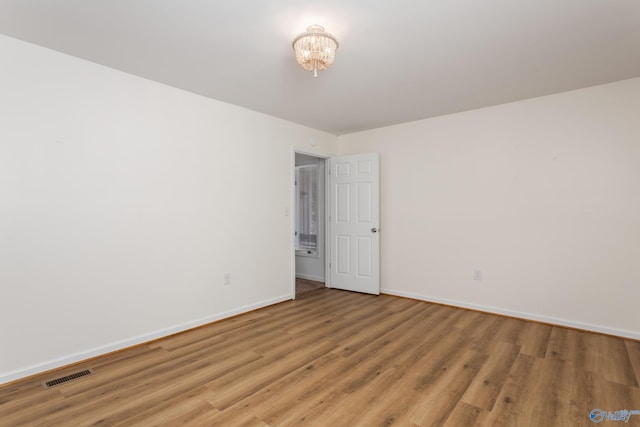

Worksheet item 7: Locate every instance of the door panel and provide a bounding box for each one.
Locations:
[336,184,351,222]
[329,153,380,295]
[336,235,351,275]
[357,183,372,222]
[356,236,372,277]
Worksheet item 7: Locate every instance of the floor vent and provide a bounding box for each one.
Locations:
[42,369,93,389]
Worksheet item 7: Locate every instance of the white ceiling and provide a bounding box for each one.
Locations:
[1,1,639,135]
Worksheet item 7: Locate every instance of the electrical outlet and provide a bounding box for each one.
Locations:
[224,273,231,286]
[473,270,482,281]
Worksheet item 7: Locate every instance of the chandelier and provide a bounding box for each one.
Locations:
[292,25,339,78]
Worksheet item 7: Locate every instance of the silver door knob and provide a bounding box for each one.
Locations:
[371,228,378,233]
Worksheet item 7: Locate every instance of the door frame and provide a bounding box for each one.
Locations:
[290,148,331,299]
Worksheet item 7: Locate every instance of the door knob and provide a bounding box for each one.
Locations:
[371,227,378,233]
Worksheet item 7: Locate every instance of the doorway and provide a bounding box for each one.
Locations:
[290,151,380,298]
[294,152,327,297]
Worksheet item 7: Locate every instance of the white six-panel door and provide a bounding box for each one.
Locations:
[329,154,380,295]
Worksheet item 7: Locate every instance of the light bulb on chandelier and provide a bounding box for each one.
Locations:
[292,25,339,78]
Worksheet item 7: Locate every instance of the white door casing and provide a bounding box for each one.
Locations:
[329,153,380,295]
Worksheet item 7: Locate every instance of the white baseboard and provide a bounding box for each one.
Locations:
[0,294,291,386]
[381,288,640,341]
[295,273,325,282]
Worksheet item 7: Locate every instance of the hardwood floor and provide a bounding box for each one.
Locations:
[295,278,325,297]
[1,289,639,426]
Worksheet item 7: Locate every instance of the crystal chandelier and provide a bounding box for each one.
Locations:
[292,25,339,78]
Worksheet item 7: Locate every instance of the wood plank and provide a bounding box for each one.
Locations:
[255,300,453,425]
[461,341,521,411]
[443,402,488,427]
[256,301,456,425]
[1,289,639,426]
[625,340,640,386]
[478,353,545,427]
[586,334,639,387]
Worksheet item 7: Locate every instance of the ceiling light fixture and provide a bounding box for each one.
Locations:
[292,25,339,78]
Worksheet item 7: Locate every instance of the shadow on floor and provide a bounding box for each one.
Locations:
[295,278,325,297]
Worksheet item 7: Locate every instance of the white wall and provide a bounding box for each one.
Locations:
[338,78,640,339]
[0,34,337,384]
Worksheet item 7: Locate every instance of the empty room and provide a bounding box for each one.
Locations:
[1,1,639,426]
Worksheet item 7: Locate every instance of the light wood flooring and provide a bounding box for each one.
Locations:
[1,289,639,426]
[295,278,325,297]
